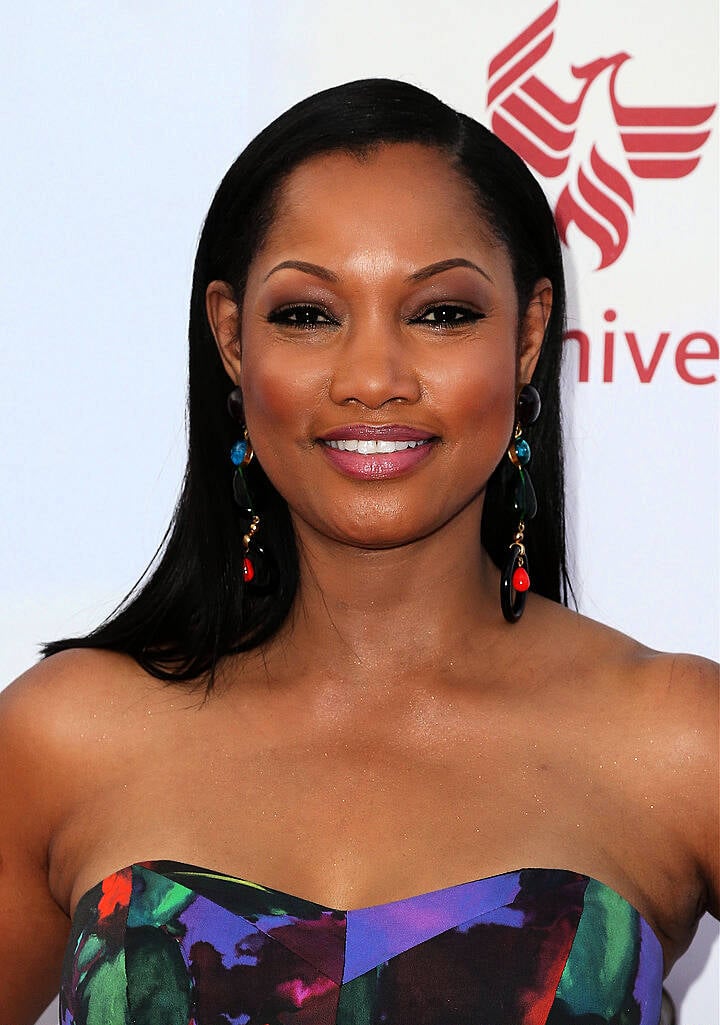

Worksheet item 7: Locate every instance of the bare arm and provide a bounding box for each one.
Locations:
[0,661,75,1024]
[670,653,720,923]
[641,651,720,935]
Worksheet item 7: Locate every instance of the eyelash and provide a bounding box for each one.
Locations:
[266,303,485,330]
[267,304,338,329]
[410,305,486,329]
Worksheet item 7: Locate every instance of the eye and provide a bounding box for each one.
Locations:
[267,304,339,329]
[411,304,486,329]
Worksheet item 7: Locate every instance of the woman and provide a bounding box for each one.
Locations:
[1,79,716,1025]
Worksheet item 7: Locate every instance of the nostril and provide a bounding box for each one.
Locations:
[328,358,422,409]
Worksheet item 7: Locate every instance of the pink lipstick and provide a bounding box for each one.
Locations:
[317,424,438,479]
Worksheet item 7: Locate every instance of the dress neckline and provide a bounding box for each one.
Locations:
[71,856,666,965]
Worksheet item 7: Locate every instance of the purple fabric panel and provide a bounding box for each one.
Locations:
[342,870,522,981]
[633,916,664,1025]
[177,895,261,968]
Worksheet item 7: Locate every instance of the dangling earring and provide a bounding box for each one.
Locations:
[227,386,262,584]
[500,384,540,623]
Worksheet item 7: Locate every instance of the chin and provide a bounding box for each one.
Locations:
[326,515,441,551]
[340,532,418,551]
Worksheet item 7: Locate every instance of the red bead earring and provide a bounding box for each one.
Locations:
[227,387,262,585]
[500,384,540,623]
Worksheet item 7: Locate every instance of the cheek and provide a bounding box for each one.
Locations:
[238,343,322,468]
[436,347,518,466]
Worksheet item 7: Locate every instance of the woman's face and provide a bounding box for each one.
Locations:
[208,143,551,550]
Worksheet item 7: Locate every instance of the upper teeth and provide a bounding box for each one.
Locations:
[324,439,429,453]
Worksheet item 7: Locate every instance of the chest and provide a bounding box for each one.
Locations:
[53,695,667,929]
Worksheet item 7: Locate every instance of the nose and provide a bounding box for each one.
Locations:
[328,316,422,409]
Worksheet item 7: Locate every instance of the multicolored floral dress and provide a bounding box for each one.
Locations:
[60,861,663,1024]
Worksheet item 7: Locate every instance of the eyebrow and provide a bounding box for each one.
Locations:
[264,260,339,283]
[408,258,494,285]
[263,257,493,285]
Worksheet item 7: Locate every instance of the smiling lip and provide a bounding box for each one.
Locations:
[317,425,438,480]
[319,424,436,442]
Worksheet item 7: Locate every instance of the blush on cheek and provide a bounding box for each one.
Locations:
[239,357,319,496]
[241,347,296,422]
[244,371,295,426]
[456,368,517,462]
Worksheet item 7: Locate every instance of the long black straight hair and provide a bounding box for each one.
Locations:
[43,78,573,688]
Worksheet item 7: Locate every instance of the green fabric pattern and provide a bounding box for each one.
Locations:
[336,967,379,1025]
[555,878,639,1019]
[127,865,194,929]
[83,951,128,1025]
[125,925,193,1024]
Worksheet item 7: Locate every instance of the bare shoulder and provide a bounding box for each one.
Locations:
[1,648,162,834]
[2,646,145,723]
[0,649,162,1021]
[627,645,719,727]
[578,610,718,752]
[540,600,718,758]
[623,646,719,919]
[1,647,206,821]
[529,594,717,700]
[530,598,719,918]
[623,645,718,819]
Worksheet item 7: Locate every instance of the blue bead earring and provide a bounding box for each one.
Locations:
[227,387,261,583]
[500,384,540,623]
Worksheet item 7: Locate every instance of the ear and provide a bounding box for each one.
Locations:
[518,277,553,385]
[206,280,242,384]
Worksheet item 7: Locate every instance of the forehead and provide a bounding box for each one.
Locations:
[255,143,505,272]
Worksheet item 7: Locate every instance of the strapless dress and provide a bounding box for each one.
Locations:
[59,861,663,1024]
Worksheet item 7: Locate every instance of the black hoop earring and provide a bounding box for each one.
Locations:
[500,384,540,623]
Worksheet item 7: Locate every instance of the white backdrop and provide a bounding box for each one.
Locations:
[0,2,717,1023]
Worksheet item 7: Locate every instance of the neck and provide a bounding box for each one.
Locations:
[261,497,506,687]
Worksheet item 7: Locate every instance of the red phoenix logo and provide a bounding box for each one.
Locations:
[487,3,716,269]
